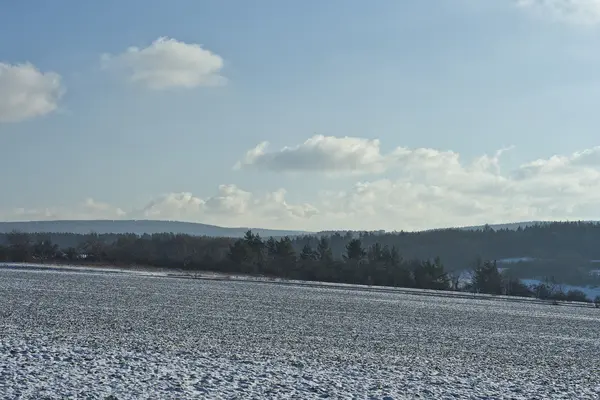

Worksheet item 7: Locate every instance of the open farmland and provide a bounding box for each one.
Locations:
[0,266,599,399]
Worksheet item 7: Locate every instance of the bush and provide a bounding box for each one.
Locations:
[504,277,534,297]
[551,290,567,302]
[565,289,589,303]
[533,283,553,300]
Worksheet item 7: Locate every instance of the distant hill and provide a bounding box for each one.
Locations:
[0,220,308,238]
[0,219,596,238]
[460,221,599,231]
[317,222,573,236]
[458,221,550,231]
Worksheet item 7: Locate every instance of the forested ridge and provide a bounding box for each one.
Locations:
[1,221,600,305]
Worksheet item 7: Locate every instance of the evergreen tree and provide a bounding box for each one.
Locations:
[275,237,296,272]
[344,239,365,262]
[265,237,277,258]
[242,230,265,267]
[228,240,251,265]
[300,243,317,261]
[472,260,503,294]
[367,243,384,263]
[413,258,449,290]
[316,237,333,262]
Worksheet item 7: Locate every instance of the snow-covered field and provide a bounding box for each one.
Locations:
[1,266,599,399]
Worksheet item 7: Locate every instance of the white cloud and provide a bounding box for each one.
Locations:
[138,185,318,229]
[235,135,512,180]
[0,62,64,123]
[232,137,600,230]
[81,198,127,219]
[321,143,600,230]
[235,135,389,174]
[517,0,600,25]
[6,142,600,231]
[1,187,317,230]
[101,37,225,90]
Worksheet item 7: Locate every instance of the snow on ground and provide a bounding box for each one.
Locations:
[0,266,599,399]
[0,262,171,277]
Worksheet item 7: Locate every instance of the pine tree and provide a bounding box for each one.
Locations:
[300,243,317,261]
[472,260,503,294]
[316,237,333,262]
[344,239,365,262]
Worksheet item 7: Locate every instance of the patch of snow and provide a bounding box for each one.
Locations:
[0,262,170,278]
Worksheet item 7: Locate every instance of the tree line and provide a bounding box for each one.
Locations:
[4,221,600,285]
[0,229,599,307]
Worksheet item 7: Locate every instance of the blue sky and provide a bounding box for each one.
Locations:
[2,0,600,231]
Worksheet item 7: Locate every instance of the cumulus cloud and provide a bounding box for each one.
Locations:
[235,135,511,179]
[0,187,318,230]
[317,143,600,230]
[101,37,225,90]
[0,62,64,123]
[6,143,600,231]
[517,0,600,25]
[231,137,600,230]
[235,135,389,174]
[138,185,318,228]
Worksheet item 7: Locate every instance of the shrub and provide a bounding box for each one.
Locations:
[565,289,589,303]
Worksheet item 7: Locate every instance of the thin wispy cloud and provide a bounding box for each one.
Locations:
[517,0,600,25]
